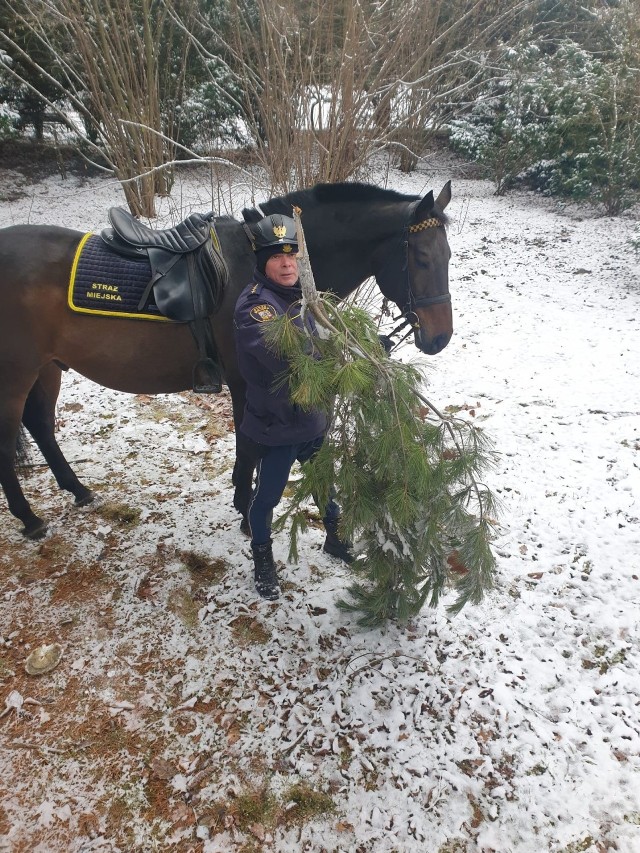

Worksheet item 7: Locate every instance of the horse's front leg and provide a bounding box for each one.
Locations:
[228,377,255,526]
[22,365,94,507]
[232,432,257,527]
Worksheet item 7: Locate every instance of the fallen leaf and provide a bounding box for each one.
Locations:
[150,757,178,780]
[249,823,266,841]
[135,573,160,603]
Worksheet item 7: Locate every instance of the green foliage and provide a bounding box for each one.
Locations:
[450,42,549,196]
[174,75,247,152]
[0,8,68,141]
[0,109,17,140]
[450,39,640,213]
[266,296,499,627]
[171,0,248,154]
[0,63,21,138]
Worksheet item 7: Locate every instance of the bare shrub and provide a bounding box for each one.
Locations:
[1,0,541,203]
[0,0,195,215]
[171,0,539,190]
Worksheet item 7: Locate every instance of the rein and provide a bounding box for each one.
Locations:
[379,215,450,352]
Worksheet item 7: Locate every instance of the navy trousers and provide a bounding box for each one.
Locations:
[247,436,340,546]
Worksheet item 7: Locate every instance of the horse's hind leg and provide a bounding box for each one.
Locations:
[0,386,48,539]
[21,363,94,507]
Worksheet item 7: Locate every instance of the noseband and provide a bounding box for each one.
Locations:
[379,215,450,351]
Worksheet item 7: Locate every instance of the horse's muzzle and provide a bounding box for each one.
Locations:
[411,300,453,355]
[415,329,452,355]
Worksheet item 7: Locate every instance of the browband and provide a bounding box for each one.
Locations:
[408,217,443,233]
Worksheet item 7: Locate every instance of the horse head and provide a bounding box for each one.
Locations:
[373,182,453,355]
[247,181,453,356]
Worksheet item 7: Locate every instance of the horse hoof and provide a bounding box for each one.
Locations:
[23,521,48,540]
[75,490,95,507]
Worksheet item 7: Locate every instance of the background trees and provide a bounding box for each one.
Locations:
[1,0,198,215]
[1,0,638,213]
[450,2,640,213]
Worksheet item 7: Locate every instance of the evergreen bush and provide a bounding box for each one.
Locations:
[450,40,640,213]
[174,74,248,154]
[0,55,23,139]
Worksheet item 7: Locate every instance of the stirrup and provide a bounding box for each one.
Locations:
[192,358,222,394]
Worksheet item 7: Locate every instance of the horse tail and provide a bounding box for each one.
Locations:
[15,425,32,471]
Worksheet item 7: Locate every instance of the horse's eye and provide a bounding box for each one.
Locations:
[414,254,431,270]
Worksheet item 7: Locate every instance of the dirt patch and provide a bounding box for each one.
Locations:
[0,388,242,852]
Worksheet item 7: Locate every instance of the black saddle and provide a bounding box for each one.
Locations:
[107,207,214,253]
[101,207,229,393]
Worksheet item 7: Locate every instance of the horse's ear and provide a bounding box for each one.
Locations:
[435,180,452,212]
[411,190,434,223]
[242,207,263,224]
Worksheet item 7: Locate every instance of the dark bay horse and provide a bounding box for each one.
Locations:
[0,181,453,538]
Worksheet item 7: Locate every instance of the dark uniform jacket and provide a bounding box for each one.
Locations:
[233,269,328,446]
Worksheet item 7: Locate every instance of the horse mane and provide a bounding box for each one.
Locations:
[242,182,448,225]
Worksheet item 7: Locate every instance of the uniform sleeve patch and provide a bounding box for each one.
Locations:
[250,303,277,323]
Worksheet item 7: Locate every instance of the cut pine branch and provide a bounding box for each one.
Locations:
[265,208,499,626]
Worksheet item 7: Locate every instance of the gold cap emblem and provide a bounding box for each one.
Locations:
[273,224,287,239]
[282,244,293,253]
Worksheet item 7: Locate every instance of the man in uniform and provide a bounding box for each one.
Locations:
[233,213,352,601]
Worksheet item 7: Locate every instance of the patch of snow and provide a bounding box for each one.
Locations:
[0,153,639,852]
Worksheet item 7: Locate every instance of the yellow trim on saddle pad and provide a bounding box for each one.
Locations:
[68,232,170,322]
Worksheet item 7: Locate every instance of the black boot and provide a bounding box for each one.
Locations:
[323,517,354,563]
[251,540,280,600]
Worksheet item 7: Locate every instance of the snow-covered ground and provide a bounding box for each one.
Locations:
[0,154,639,852]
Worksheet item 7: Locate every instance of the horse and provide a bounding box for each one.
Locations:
[0,180,453,539]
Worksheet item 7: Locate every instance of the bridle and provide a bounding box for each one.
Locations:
[378,215,450,353]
